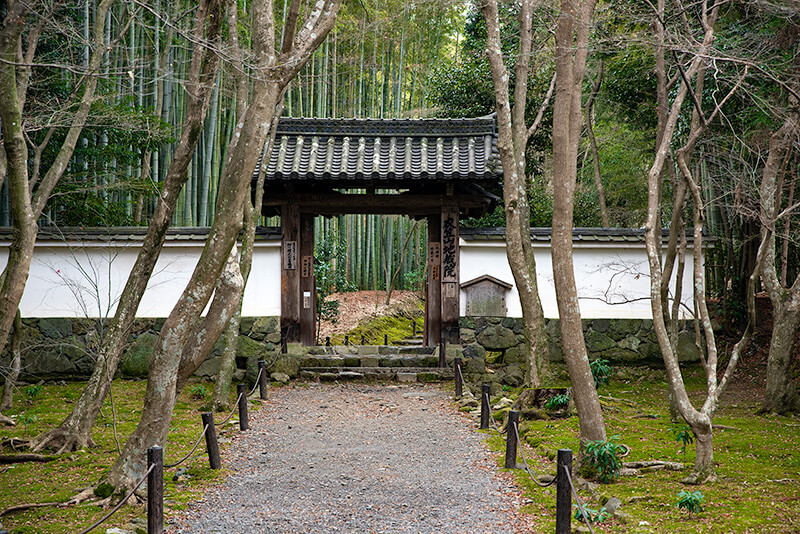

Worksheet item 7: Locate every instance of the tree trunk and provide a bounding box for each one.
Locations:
[762,301,800,414]
[480,0,552,387]
[31,0,226,454]
[101,0,342,494]
[0,311,22,412]
[552,0,605,447]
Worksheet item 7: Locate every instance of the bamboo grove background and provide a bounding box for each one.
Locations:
[0,0,466,292]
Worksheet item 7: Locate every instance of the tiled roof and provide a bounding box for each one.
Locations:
[257,116,502,183]
[0,226,281,243]
[460,227,705,244]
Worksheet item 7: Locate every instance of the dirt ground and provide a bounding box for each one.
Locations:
[317,290,423,340]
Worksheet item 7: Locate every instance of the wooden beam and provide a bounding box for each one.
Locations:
[426,213,441,347]
[262,192,492,215]
[299,213,316,346]
[281,204,300,343]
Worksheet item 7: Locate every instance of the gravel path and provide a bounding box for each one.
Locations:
[170,383,530,533]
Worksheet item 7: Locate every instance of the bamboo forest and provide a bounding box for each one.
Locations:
[0,0,797,300]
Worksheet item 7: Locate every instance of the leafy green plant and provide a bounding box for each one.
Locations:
[190,385,207,400]
[584,435,627,483]
[24,384,42,398]
[673,424,694,459]
[676,490,705,514]
[545,394,570,411]
[20,413,38,427]
[589,358,611,388]
[573,505,610,523]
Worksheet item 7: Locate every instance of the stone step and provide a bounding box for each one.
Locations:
[393,338,424,346]
[299,366,454,383]
[300,354,441,369]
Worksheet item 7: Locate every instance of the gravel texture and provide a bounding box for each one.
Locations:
[170,383,529,533]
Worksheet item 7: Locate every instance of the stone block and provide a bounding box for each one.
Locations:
[396,372,417,383]
[592,318,611,333]
[273,355,301,378]
[462,343,485,361]
[194,357,220,378]
[501,364,524,386]
[271,372,290,383]
[39,318,73,339]
[239,317,256,335]
[361,356,380,368]
[460,328,476,344]
[476,324,517,350]
[608,319,640,341]
[120,332,157,377]
[677,332,701,362]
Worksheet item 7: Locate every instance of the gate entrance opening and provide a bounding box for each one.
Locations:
[257,117,501,347]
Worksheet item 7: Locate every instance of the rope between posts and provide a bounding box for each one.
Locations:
[562,463,597,534]
[165,423,210,469]
[512,421,557,488]
[247,366,264,396]
[455,362,465,386]
[483,391,505,434]
[76,464,155,534]
[216,392,245,427]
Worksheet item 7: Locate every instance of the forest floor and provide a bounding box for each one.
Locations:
[0,295,798,533]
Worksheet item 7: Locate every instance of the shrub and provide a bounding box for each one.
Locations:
[24,385,42,398]
[190,385,207,400]
[584,435,627,483]
[677,490,705,514]
[589,358,611,388]
[673,424,694,459]
[573,505,610,523]
[545,394,570,411]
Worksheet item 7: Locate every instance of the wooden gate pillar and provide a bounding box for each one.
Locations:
[425,213,442,346]
[299,213,316,346]
[280,204,300,343]
[440,207,460,344]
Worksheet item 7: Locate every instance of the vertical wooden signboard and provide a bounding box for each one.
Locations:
[281,205,301,343]
[441,208,460,344]
[425,214,442,346]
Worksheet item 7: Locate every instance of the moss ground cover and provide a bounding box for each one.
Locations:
[481,366,800,533]
[0,379,248,533]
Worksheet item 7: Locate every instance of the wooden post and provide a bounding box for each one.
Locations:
[505,410,520,468]
[237,384,249,431]
[454,357,463,398]
[480,383,491,429]
[257,360,268,400]
[361,335,366,345]
[440,207,460,344]
[439,336,447,368]
[344,335,349,346]
[201,412,221,469]
[147,446,164,534]
[426,213,442,346]
[384,334,388,345]
[299,213,316,346]
[281,204,301,343]
[325,336,330,346]
[556,449,573,534]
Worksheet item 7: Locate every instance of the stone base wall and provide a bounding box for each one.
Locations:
[459,316,699,390]
[1,317,282,383]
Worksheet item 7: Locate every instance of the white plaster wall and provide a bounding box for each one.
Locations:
[0,240,282,318]
[459,239,696,319]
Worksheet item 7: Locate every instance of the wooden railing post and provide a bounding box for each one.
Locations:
[556,449,573,534]
[147,446,164,534]
[201,412,221,470]
[237,384,249,431]
[257,360,268,400]
[505,410,520,468]
[480,383,491,429]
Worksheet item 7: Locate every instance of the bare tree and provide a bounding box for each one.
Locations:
[551,0,607,446]
[100,0,342,495]
[479,0,554,387]
[31,0,228,454]
[643,0,751,484]
[0,0,114,358]
[758,111,800,415]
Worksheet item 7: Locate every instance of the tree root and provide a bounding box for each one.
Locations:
[1,437,30,450]
[0,501,64,517]
[0,413,15,426]
[0,453,56,464]
[30,427,96,455]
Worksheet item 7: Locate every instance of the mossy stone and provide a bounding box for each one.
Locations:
[459,317,477,329]
[502,364,524,386]
[120,332,158,377]
[677,331,701,362]
[585,330,616,353]
[476,324,517,350]
[592,318,611,333]
[463,343,486,361]
[39,318,73,339]
[239,317,256,335]
[273,355,300,378]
